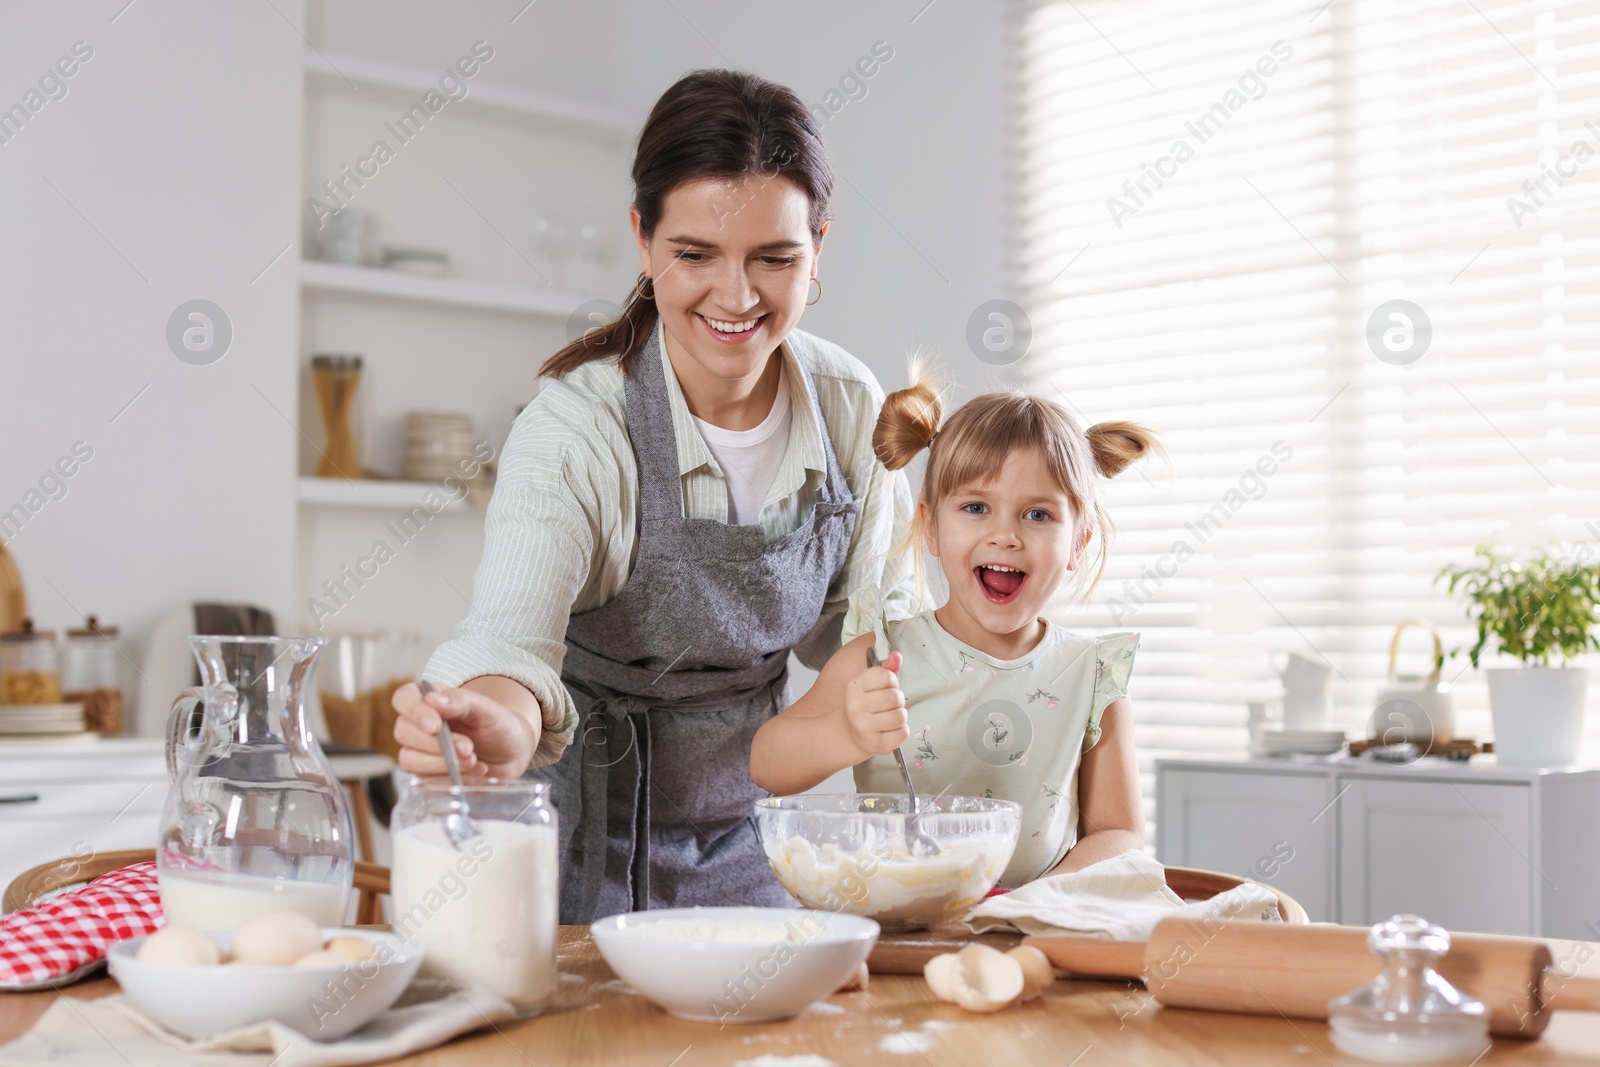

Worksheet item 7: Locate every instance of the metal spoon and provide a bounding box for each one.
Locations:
[418,680,477,849]
[867,647,941,857]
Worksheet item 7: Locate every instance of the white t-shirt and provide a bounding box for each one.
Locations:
[690,364,793,526]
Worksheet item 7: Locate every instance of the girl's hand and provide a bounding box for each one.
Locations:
[844,650,908,756]
[391,681,537,780]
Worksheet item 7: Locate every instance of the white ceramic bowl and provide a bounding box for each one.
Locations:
[591,906,878,1023]
[108,928,422,1041]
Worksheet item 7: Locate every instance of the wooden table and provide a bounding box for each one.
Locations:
[4,928,1600,1065]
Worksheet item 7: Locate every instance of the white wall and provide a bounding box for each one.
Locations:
[0,1,305,724]
[612,0,1018,399]
[0,0,1014,734]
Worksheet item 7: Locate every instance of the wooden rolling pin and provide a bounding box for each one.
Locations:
[1024,918,1600,1040]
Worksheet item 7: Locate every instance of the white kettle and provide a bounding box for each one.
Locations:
[1367,618,1455,748]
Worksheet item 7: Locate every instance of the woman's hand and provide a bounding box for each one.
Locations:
[392,681,537,780]
[843,650,908,757]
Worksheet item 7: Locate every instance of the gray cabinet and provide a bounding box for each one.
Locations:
[1156,765,1335,922]
[1155,757,1600,938]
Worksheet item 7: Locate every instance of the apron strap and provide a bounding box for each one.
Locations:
[624,324,687,525]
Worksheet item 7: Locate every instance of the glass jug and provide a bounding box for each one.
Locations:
[157,636,354,929]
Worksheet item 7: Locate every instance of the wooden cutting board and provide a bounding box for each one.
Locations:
[866,922,1021,974]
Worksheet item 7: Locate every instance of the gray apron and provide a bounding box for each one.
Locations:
[532,327,859,924]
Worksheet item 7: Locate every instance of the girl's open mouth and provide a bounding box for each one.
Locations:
[698,312,766,344]
[976,564,1026,604]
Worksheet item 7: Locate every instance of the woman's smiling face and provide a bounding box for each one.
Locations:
[925,446,1086,654]
[634,174,824,385]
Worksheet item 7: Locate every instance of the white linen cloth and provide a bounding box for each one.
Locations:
[0,980,513,1067]
[963,849,1282,940]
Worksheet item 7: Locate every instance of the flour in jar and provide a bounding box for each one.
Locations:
[390,819,558,1011]
[767,837,1008,928]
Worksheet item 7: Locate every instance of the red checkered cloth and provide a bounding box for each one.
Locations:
[0,862,163,990]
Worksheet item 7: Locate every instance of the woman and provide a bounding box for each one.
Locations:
[392,69,912,924]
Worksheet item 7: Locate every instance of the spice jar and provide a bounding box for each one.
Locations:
[391,777,558,1015]
[310,354,363,479]
[0,619,61,706]
[62,615,124,734]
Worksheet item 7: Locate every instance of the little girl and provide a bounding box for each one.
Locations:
[750,377,1160,887]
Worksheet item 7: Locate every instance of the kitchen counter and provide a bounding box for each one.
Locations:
[4,928,1600,1064]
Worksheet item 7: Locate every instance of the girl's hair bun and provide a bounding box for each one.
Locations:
[872,365,944,471]
[1086,420,1162,478]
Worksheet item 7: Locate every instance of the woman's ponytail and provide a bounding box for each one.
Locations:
[1087,420,1163,479]
[872,364,944,471]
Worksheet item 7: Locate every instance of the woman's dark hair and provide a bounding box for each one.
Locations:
[540,69,834,378]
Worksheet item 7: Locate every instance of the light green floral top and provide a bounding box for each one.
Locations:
[844,588,1139,887]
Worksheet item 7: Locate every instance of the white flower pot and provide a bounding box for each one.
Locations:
[1487,667,1588,767]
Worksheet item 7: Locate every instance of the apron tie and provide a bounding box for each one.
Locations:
[572,692,645,922]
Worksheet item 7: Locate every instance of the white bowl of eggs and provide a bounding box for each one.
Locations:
[107,910,423,1041]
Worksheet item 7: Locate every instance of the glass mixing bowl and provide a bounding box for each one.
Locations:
[753,794,1022,932]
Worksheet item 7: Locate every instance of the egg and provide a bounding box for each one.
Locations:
[230,911,322,966]
[292,950,351,969]
[323,936,377,964]
[136,927,221,966]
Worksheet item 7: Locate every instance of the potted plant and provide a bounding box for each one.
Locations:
[1437,545,1600,767]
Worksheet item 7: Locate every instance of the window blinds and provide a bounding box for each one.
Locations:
[1017,0,1600,825]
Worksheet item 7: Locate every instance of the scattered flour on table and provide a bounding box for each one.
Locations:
[734,1057,838,1067]
[880,1019,961,1054]
[880,1032,934,1054]
[807,1001,847,1015]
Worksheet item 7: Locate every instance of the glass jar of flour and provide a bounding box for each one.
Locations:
[391,777,558,1014]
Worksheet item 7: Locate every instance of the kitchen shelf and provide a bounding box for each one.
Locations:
[297,476,471,513]
[303,48,631,144]
[299,260,585,318]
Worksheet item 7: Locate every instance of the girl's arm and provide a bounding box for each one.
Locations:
[1047,698,1145,875]
[751,633,908,795]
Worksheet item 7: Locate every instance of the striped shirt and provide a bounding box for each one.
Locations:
[425,317,915,767]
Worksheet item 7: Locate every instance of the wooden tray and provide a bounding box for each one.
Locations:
[1347,737,1491,760]
[866,922,1021,974]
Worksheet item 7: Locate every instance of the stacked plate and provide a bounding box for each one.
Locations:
[1252,728,1347,756]
[0,702,86,736]
[401,411,476,482]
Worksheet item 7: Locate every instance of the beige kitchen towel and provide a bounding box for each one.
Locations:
[963,848,1282,940]
[0,980,513,1067]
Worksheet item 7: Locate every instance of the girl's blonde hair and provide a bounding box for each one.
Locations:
[873,370,1162,608]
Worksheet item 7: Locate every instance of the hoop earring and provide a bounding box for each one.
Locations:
[635,273,655,301]
[806,276,822,306]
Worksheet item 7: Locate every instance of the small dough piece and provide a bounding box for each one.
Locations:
[230,911,322,966]
[924,953,963,1002]
[324,935,378,964]
[923,944,1025,1013]
[136,927,221,966]
[1009,945,1054,1000]
[834,960,870,993]
[293,950,351,969]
